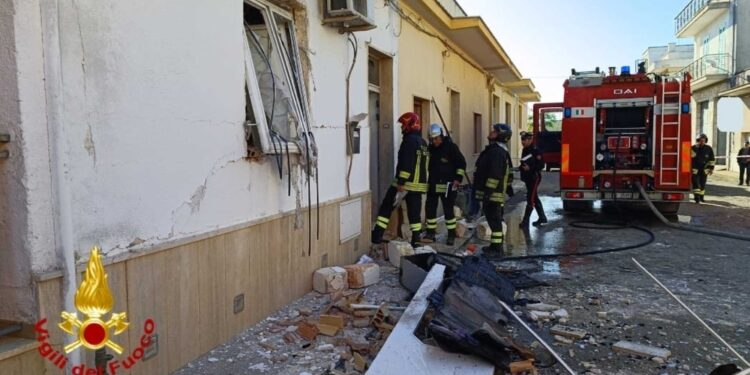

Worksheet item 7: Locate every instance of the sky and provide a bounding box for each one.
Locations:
[460,0,692,103]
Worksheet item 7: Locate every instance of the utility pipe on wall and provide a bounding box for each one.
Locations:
[40,0,80,367]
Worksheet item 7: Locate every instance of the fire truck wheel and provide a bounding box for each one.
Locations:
[562,200,593,212]
[653,202,680,216]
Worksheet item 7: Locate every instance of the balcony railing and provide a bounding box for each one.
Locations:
[675,0,713,34]
[729,71,750,89]
[679,53,732,80]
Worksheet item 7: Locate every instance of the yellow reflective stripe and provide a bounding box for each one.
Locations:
[486,178,499,189]
[404,182,428,192]
[445,218,456,224]
[410,223,422,231]
[426,223,438,229]
[706,161,716,166]
[456,169,465,176]
[413,151,422,185]
[446,223,456,229]
[692,169,698,174]
[435,184,448,193]
[475,191,485,198]
[377,216,389,225]
[426,218,438,223]
[398,171,411,179]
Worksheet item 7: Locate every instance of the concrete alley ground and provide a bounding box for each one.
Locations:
[175,171,750,375]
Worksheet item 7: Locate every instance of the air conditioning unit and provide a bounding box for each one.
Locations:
[323,0,376,32]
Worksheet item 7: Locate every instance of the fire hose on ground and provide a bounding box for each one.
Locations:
[634,182,750,242]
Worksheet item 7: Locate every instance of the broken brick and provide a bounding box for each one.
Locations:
[509,359,538,375]
[343,263,380,288]
[353,352,367,372]
[352,318,370,328]
[296,321,318,341]
[319,315,345,329]
[313,267,348,294]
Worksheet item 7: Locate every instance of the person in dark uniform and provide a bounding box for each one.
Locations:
[738,141,750,186]
[691,133,715,203]
[519,132,547,227]
[474,123,513,256]
[423,124,467,245]
[371,112,428,247]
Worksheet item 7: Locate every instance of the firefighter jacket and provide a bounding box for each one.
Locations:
[520,145,544,182]
[691,144,715,174]
[427,139,467,193]
[393,132,429,192]
[474,142,511,204]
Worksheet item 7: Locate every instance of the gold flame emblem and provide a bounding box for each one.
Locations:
[59,247,129,354]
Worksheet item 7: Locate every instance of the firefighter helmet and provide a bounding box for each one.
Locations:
[492,123,512,141]
[428,124,443,138]
[520,131,533,140]
[398,112,421,134]
[697,133,708,142]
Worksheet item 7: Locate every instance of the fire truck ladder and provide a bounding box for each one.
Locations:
[659,78,682,186]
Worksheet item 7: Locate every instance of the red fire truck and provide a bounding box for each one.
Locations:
[536,66,693,214]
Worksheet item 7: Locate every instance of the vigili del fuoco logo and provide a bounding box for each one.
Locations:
[35,247,157,374]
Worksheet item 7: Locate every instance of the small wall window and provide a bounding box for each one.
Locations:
[243,0,311,154]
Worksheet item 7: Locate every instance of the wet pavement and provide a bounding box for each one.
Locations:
[478,171,750,374]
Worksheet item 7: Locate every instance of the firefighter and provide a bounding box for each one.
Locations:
[691,133,715,203]
[474,123,513,256]
[371,112,429,248]
[423,124,467,245]
[519,132,548,227]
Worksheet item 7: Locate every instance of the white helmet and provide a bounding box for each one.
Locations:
[429,124,443,138]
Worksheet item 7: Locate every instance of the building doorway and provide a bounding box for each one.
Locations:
[368,50,394,220]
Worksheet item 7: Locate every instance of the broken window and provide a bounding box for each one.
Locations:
[243,0,311,154]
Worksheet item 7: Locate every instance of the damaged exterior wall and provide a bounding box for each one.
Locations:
[0,0,396,326]
[0,0,58,322]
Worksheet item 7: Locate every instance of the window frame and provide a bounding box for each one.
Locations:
[243,0,311,155]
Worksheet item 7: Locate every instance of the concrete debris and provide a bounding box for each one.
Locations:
[387,241,414,267]
[613,340,671,359]
[313,266,348,294]
[550,325,588,340]
[476,221,492,240]
[554,335,573,344]
[596,311,607,319]
[526,303,560,312]
[344,263,380,288]
[207,357,219,363]
[552,308,569,319]
[414,245,436,254]
[296,321,318,341]
[528,310,553,321]
[454,220,468,238]
[353,352,367,372]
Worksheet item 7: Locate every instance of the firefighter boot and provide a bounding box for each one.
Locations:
[371,228,384,244]
[481,244,503,259]
[519,205,533,228]
[411,231,421,248]
[421,230,436,244]
[446,229,456,246]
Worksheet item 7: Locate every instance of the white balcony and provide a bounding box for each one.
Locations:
[675,0,731,38]
[680,53,731,91]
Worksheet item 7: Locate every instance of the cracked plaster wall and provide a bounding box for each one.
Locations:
[27,0,399,261]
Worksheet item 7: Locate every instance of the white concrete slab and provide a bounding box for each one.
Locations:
[367,264,494,375]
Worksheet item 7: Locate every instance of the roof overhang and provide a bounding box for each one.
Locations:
[401,0,539,97]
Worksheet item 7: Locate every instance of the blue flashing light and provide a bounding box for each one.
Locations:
[563,108,572,118]
[620,65,630,75]
[682,103,690,113]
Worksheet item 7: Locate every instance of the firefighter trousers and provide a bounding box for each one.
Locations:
[425,191,457,234]
[691,169,708,201]
[522,175,546,223]
[374,186,423,244]
[740,164,749,185]
[483,201,505,250]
